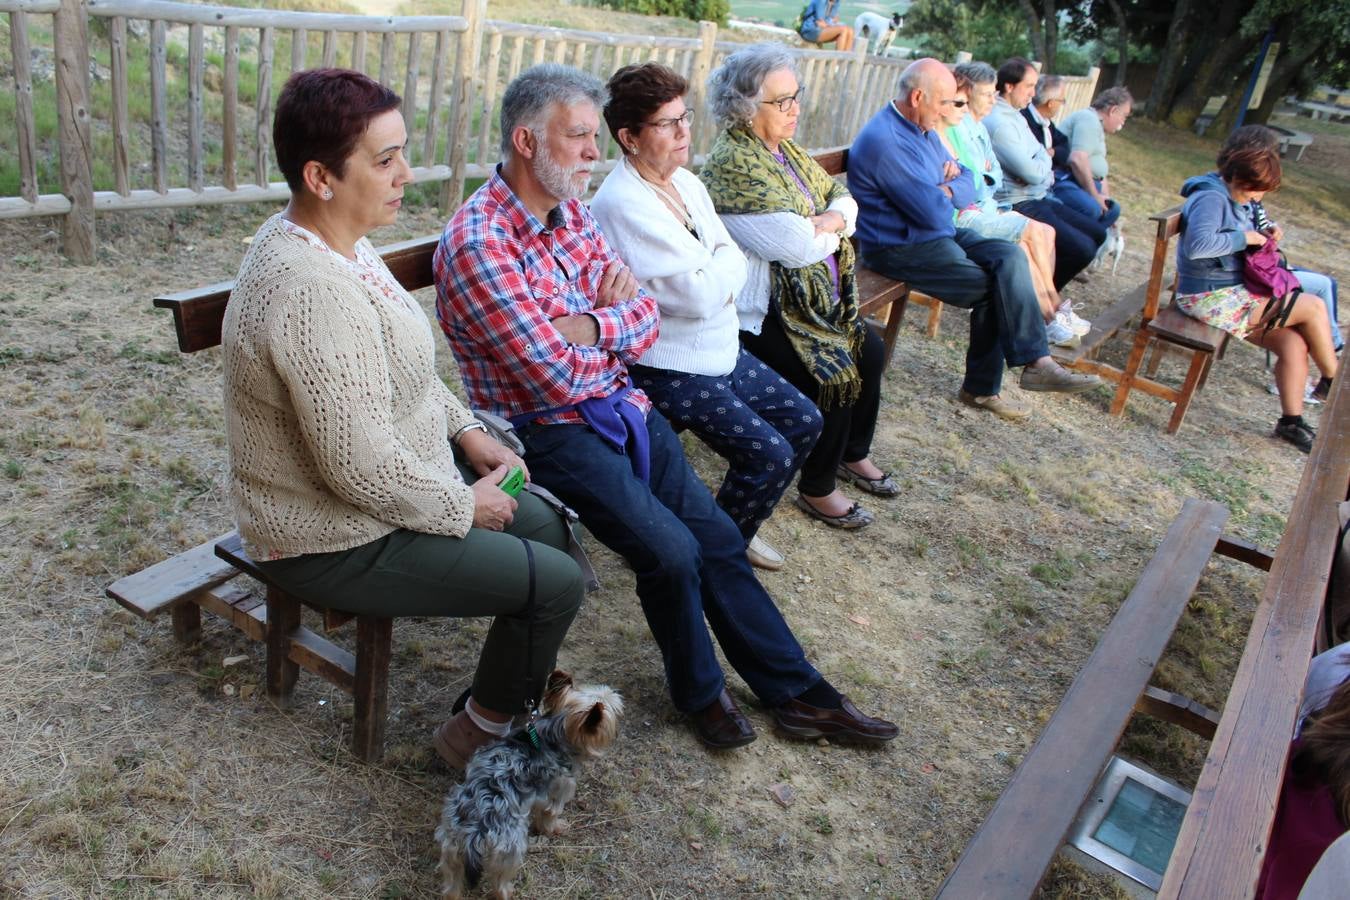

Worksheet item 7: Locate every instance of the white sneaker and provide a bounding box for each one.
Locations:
[1267,380,1324,405]
[1046,319,1080,349]
[1057,302,1092,336]
[747,534,785,570]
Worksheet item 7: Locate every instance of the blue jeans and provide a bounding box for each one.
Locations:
[517,410,821,713]
[631,349,821,541]
[1293,269,1343,351]
[864,230,1049,397]
[1013,195,1108,289]
[1053,176,1122,230]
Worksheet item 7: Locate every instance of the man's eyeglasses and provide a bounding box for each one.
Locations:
[761,87,805,113]
[644,108,695,133]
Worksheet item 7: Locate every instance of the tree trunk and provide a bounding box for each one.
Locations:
[1224,22,1320,130]
[1148,0,1194,118]
[1041,0,1058,72]
[1163,1,1257,129]
[1103,0,1129,86]
[1016,0,1048,64]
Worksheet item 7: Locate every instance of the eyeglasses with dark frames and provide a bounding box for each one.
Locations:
[761,87,805,113]
[643,108,695,133]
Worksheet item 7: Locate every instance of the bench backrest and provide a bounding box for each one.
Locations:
[154,150,857,352]
[154,234,441,353]
[1160,372,1350,898]
[1143,205,1183,324]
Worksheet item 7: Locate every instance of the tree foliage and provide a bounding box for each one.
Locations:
[905,0,1031,65]
[592,0,729,27]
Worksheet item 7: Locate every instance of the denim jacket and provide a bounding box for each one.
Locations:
[1175,172,1253,295]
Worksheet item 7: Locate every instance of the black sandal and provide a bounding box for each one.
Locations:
[1273,417,1316,454]
[835,463,900,497]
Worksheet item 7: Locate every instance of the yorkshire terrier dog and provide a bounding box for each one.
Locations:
[434,670,623,899]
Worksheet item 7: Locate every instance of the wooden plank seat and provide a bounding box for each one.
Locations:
[1054,206,1232,434]
[936,497,1231,897]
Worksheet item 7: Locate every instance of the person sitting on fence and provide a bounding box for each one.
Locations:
[939,64,1084,349]
[1055,86,1130,230]
[846,57,1101,422]
[699,42,899,531]
[221,68,586,773]
[590,62,824,569]
[983,57,1107,290]
[433,63,898,751]
[1212,125,1343,359]
[798,0,855,52]
[1174,140,1338,452]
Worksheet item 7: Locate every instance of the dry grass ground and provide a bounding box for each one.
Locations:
[0,110,1346,898]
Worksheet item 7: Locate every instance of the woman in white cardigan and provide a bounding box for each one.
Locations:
[591,63,822,570]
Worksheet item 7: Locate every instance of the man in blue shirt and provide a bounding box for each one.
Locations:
[850,58,1100,420]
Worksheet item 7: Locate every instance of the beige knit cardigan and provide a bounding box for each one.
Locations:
[223,215,478,560]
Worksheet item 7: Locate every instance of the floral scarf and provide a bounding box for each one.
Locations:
[700,126,863,410]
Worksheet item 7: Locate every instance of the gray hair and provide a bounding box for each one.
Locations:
[1034,74,1066,104]
[1091,85,1134,111]
[707,42,800,129]
[954,61,996,87]
[499,63,607,158]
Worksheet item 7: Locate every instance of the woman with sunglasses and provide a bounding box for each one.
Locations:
[590,63,823,570]
[938,65,1077,347]
[699,43,897,532]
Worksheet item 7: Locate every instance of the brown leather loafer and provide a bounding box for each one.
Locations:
[772,695,898,745]
[690,688,757,750]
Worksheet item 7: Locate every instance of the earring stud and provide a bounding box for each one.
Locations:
[322,189,333,200]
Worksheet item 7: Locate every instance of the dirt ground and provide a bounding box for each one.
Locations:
[0,114,1346,898]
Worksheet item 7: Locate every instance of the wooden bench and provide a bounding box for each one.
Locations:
[1054,205,1232,433]
[107,233,440,763]
[1160,371,1350,898]
[814,145,946,342]
[937,374,1350,897]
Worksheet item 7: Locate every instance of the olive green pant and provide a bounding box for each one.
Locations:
[257,488,585,715]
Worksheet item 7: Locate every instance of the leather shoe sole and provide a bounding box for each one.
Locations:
[690,688,757,750]
[772,695,898,745]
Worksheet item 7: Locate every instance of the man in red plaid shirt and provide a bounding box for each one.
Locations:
[434,64,897,752]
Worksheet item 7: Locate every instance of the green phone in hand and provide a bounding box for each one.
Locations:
[498,465,525,498]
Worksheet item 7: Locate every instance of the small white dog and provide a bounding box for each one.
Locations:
[853,11,902,55]
[1093,224,1125,275]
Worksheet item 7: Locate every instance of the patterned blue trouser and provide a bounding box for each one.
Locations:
[630,349,822,541]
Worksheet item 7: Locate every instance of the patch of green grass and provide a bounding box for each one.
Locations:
[2,458,23,480]
[1029,551,1075,588]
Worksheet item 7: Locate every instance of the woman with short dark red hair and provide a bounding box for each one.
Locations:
[222,68,585,770]
[1175,141,1338,452]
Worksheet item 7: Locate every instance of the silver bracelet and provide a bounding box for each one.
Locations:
[452,420,488,445]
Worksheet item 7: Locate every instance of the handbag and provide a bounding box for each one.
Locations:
[1243,239,1302,334]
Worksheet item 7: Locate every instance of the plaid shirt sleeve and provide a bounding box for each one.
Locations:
[438,233,655,414]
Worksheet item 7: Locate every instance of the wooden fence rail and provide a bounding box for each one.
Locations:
[0,0,1099,262]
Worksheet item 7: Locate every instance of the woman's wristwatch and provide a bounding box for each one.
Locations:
[452,420,488,445]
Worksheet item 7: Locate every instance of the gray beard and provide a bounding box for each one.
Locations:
[535,142,590,202]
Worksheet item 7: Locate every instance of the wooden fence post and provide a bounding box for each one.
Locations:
[53,0,95,263]
[840,41,869,147]
[442,0,486,211]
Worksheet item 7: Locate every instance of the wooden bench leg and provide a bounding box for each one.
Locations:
[1167,350,1211,434]
[1145,343,1165,377]
[881,294,906,367]
[265,585,301,704]
[352,615,393,763]
[171,601,201,644]
[1196,348,1217,392]
[1110,329,1152,416]
[924,298,942,338]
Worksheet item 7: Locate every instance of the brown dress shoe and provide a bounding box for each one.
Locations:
[432,709,498,771]
[772,695,898,744]
[690,688,757,750]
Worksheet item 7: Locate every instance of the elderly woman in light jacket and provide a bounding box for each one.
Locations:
[700,42,895,531]
[590,62,822,569]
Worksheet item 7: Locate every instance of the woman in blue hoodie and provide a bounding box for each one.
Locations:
[1175,142,1338,452]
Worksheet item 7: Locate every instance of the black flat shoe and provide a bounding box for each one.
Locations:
[835,463,900,497]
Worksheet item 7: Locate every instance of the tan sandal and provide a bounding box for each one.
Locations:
[432,709,496,771]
